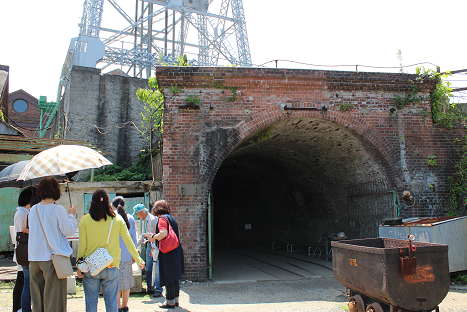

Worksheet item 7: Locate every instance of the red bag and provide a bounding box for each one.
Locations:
[159,216,180,253]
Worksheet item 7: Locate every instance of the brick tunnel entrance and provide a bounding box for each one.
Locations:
[156,66,462,281]
[211,117,394,261]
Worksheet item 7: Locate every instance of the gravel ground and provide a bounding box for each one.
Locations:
[1,278,466,312]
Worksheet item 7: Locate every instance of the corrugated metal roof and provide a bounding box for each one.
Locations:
[0,135,103,167]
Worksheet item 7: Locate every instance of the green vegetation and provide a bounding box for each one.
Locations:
[451,272,467,284]
[89,55,191,182]
[249,127,273,144]
[391,66,463,131]
[338,101,354,112]
[185,95,200,106]
[86,150,153,182]
[427,156,438,167]
[392,82,426,109]
[170,86,181,95]
[391,64,467,216]
[338,304,350,311]
[447,137,467,216]
[211,82,238,102]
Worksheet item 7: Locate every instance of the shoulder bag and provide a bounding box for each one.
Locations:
[84,217,114,276]
[15,230,29,266]
[159,215,180,254]
[36,207,73,279]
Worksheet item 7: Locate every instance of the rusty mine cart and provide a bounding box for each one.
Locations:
[331,237,450,312]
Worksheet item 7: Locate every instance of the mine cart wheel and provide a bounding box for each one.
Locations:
[366,302,384,312]
[349,294,365,312]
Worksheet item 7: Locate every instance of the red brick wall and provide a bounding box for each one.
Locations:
[156,67,464,280]
[7,90,41,137]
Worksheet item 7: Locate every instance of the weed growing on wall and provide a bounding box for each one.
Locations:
[338,101,354,112]
[447,135,467,216]
[392,65,467,216]
[427,156,438,167]
[185,95,200,106]
[211,82,238,102]
[249,127,273,144]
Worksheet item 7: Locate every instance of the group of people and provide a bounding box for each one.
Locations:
[12,176,185,312]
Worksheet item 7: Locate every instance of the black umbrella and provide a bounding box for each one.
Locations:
[0,160,68,189]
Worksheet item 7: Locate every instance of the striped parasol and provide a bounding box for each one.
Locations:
[0,160,67,189]
[17,145,112,181]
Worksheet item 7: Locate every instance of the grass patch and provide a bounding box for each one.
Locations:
[451,272,467,284]
[339,303,349,311]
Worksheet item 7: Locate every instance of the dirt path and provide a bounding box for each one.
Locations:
[67,279,467,312]
[1,277,466,311]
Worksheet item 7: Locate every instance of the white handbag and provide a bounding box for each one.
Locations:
[36,207,73,279]
[84,218,114,276]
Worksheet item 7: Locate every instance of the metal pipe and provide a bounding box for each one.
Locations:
[284,106,327,111]
[164,8,168,56]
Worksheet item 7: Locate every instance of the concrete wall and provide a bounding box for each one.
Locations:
[57,181,163,220]
[61,66,149,167]
[1,181,162,253]
[58,181,162,266]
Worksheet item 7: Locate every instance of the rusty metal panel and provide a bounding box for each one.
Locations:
[0,188,22,252]
[347,180,395,238]
[332,238,449,311]
[379,216,467,273]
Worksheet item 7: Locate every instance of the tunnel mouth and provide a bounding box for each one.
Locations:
[211,117,394,253]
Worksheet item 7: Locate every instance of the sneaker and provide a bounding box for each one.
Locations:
[159,302,175,309]
[144,288,155,294]
[153,291,163,297]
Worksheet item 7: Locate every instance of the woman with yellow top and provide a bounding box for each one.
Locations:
[77,189,144,312]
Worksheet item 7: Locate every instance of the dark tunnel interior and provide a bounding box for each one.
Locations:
[211,117,392,250]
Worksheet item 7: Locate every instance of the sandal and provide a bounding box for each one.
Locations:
[159,302,176,309]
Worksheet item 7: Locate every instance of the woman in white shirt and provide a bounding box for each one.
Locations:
[12,189,32,312]
[13,188,40,312]
[28,177,77,312]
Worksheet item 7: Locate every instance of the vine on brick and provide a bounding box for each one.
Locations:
[211,82,238,102]
[447,141,467,216]
[392,66,467,216]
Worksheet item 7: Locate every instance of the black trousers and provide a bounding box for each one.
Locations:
[13,270,24,312]
[165,279,180,304]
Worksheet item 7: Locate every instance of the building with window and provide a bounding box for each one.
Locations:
[7,89,41,137]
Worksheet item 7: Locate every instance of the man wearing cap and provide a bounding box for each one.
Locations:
[133,204,163,297]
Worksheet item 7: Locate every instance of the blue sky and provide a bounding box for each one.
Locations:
[1,0,466,102]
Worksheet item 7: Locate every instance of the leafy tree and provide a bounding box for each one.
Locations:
[136,77,164,181]
[135,54,191,181]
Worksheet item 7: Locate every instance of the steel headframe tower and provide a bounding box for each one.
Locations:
[69,0,252,79]
[50,0,252,138]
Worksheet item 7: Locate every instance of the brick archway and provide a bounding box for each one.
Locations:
[200,103,400,196]
[156,66,462,281]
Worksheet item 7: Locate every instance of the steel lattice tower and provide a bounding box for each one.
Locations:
[65,0,252,80]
